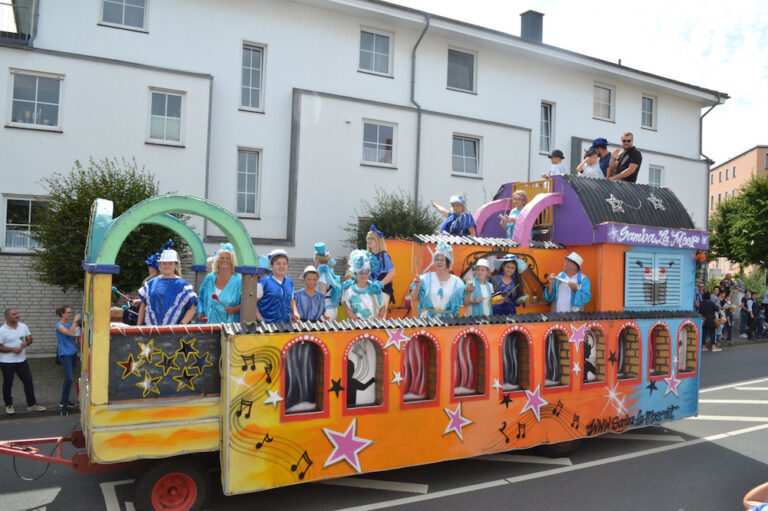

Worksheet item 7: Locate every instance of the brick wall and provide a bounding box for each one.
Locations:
[620,328,640,378]
[556,331,570,385]
[652,327,670,374]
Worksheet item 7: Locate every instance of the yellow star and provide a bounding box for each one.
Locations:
[137,338,163,364]
[117,353,144,379]
[172,367,199,392]
[153,351,180,377]
[135,370,162,398]
[174,337,199,363]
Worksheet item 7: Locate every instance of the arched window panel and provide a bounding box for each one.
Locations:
[402,334,438,403]
[617,324,640,380]
[452,330,487,398]
[677,322,699,376]
[583,325,606,384]
[501,329,531,391]
[649,323,671,377]
[346,336,384,409]
[544,328,570,388]
[284,339,325,414]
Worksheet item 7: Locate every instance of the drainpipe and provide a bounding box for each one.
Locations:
[28,0,39,46]
[410,14,430,205]
[700,93,722,236]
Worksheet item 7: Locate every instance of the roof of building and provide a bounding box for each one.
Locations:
[711,145,768,169]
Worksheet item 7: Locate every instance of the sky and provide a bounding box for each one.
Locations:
[391,0,767,166]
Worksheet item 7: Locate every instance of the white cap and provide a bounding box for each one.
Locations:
[268,249,288,260]
[302,265,318,277]
[475,258,490,270]
[158,249,179,263]
[565,251,584,268]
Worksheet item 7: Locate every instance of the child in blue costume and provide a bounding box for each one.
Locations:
[410,242,465,319]
[366,224,396,314]
[431,194,477,236]
[313,242,341,321]
[492,254,525,316]
[197,243,242,324]
[138,249,198,325]
[294,266,327,321]
[256,249,298,324]
[464,258,493,317]
[342,250,385,321]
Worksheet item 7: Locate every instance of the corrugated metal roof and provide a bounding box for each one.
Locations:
[414,234,564,249]
[562,175,695,229]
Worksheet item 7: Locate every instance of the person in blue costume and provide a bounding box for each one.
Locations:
[431,194,477,236]
[294,266,327,321]
[499,190,528,239]
[138,249,198,325]
[313,242,341,321]
[256,249,299,324]
[366,224,396,314]
[543,251,592,312]
[197,243,242,324]
[410,242,465,319]
[492,254,526,316]
[342,250,385,321]
[464,258,493,317]
[54,305,80,414]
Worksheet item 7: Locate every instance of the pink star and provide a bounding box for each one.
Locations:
[569,323,587,352]
[443,403,472,441]
[384,328,410,351]
[322,418,373,473]
[664,374,681,397]
[520,383,549,422]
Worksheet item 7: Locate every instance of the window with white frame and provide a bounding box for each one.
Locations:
[237,149,260,215]
[724,191,728,200]
[710,196,713,210]
[764,154,768,169]
[452,135,479,176]
[447,49,475,92]
[359,29,392,75]
[3,197,46,251]
[641,94,656,129]
[102,0,146,30]
[648,165,663,187]
[241,44,265,110]
[362,121,395,165]
[719,171,722,182]
[10,72,62,128]
[148,89,183,143]
[725,168,729,180]
[710,173,714,184]
[540,102,553,153]
[593,83,614,121]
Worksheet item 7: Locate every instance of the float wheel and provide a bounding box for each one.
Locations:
[538,439,581,458]
[135,458,210,511]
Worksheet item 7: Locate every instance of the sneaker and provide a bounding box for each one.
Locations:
[28,404,46,412]
[712,346,722,352]
[60,406,69,417]
[5,405,14,415]
[740,333,748,338]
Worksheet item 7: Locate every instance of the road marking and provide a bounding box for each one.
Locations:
[125,503,136,511]
[689,415,768,422]
[700,377,768,393]
[100,479,134,511]
[2,487,61,511]
[320,478,429,494]
[332,422,768,511]
[700,399,768,404]
[601,433,684,442]
[735,387,768,391]
[476,453,572,465]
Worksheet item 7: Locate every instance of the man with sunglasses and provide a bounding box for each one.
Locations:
[607,132,642,182]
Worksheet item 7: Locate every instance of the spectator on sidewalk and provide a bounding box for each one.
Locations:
[0,309,47,415]
[700,292,721,351]
[694,282,705,312]
[750,295,762,339]
[55,306,81,415]
[719,273,733,297]
[723,290,735,346]
[740,290,753,339]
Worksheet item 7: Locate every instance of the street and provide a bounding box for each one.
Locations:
[1,341,767,511]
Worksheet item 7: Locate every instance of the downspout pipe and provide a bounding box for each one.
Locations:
[700,93,722,235]
[410,14,430,206]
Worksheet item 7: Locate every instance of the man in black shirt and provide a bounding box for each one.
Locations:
[607,131,642,183]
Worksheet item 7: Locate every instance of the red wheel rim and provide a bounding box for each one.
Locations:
[151,472,198,510]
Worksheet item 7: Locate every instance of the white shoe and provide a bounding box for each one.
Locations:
[712,346,722,352]
[5,405,14,415]
[740,333,748,338]
[28,404,46,412]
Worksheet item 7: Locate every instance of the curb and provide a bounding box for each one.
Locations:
[0,405,81,422]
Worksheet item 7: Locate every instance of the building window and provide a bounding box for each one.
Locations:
[648,165,663,187]
[710,196,713,210]
[593,83,614,121]
[10,72,62,128]
[540,102,553,153]
[733,188,737,197]
[641,95,656,129]
[452,136,479,176]
[237,149,260,216]
[447,49,475,92]
[359,29,392,76]
[717,193,721,204]
[241,44,265,111]
[724,191,728,200]
[362,121,395,165]
[4,197,46,251]
[719,171,722,182]
[148,90,183,143]
[725,168,729,180]
[710,174,714,184]
[765,154,768,169]
[102,0,146,30]
[733,166,736,177]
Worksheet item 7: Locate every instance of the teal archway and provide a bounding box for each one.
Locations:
[144,214,208,269]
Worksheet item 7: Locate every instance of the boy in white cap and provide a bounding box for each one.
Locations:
[543,251,592,313]
[464,258,493,317]
[293,266,327,321]
[255,249,298,324]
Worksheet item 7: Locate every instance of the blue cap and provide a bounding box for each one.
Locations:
[314,242,327,256]
[369,224,384,238]
[591,137,608,148]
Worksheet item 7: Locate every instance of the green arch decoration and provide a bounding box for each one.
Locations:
[144,214,207,268]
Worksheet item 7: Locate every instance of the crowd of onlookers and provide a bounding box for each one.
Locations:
[542,132,643,182]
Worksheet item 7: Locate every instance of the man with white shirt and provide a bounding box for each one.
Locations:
[0,308,46,415]
[543,252,592,312]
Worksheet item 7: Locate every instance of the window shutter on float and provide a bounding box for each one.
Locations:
[624,252,683,309]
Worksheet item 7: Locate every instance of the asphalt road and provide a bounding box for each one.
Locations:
[1,341,767,511]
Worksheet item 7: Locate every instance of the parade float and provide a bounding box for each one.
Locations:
[0,175,709,511]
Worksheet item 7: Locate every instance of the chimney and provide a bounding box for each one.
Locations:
[520,10,544,44]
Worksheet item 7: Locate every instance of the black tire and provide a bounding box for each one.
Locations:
[134,457,210,511]
[538,439,581,458]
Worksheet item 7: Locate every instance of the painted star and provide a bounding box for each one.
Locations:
[664,374,681,397]
[137,339,162,364]
[569,323,587,352]
[230,372,248,391]
[135,370,162,398]
[607,224,620,242]
[390,371,403,385]
[329,378,344,398]
[172,367,199,392]
[117,353,144,379]
[491,379,503,392]
[572,361,582,375]
[500,393,513,409]
[174,337,199,364]
[443,403,473,441]
[520,384,549,422]
[323,418,374,473]
[154,352,180,377]
[647,192,666,210]
[264,389,284,409]
[190,351,213,374]
[646,379,658,395]
[608,351,618,366]
[606,194,625,213]
[601,382,628,415]
[384,328,410,351]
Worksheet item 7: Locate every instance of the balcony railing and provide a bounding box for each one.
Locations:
[0,0,35,45]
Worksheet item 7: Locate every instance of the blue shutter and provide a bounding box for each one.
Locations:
[624,252,655,309]
[654,254,683,308]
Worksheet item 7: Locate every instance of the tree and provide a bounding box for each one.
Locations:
[343,188,441,249]
[709,173,768,272]
[30,157,188,292]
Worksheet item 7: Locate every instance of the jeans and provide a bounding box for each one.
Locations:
[60,354,77,406]
[0,361,37,406]
[740,310,751,334]
[702,326,716,348]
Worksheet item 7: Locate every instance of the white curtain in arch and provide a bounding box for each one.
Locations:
[502,334,521,391]
[678,329,689,372]
[285,342,318,413]
[347,338,377,407]
[545,332,560,385]
[403,337,428,400]
[453,335,477,395]
[584,331,597,382]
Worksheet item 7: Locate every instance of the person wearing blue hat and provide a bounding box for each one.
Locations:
[313,242,341,321]
[590,137,611,177]
[431,194,477,237]
[366,225,396,315]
